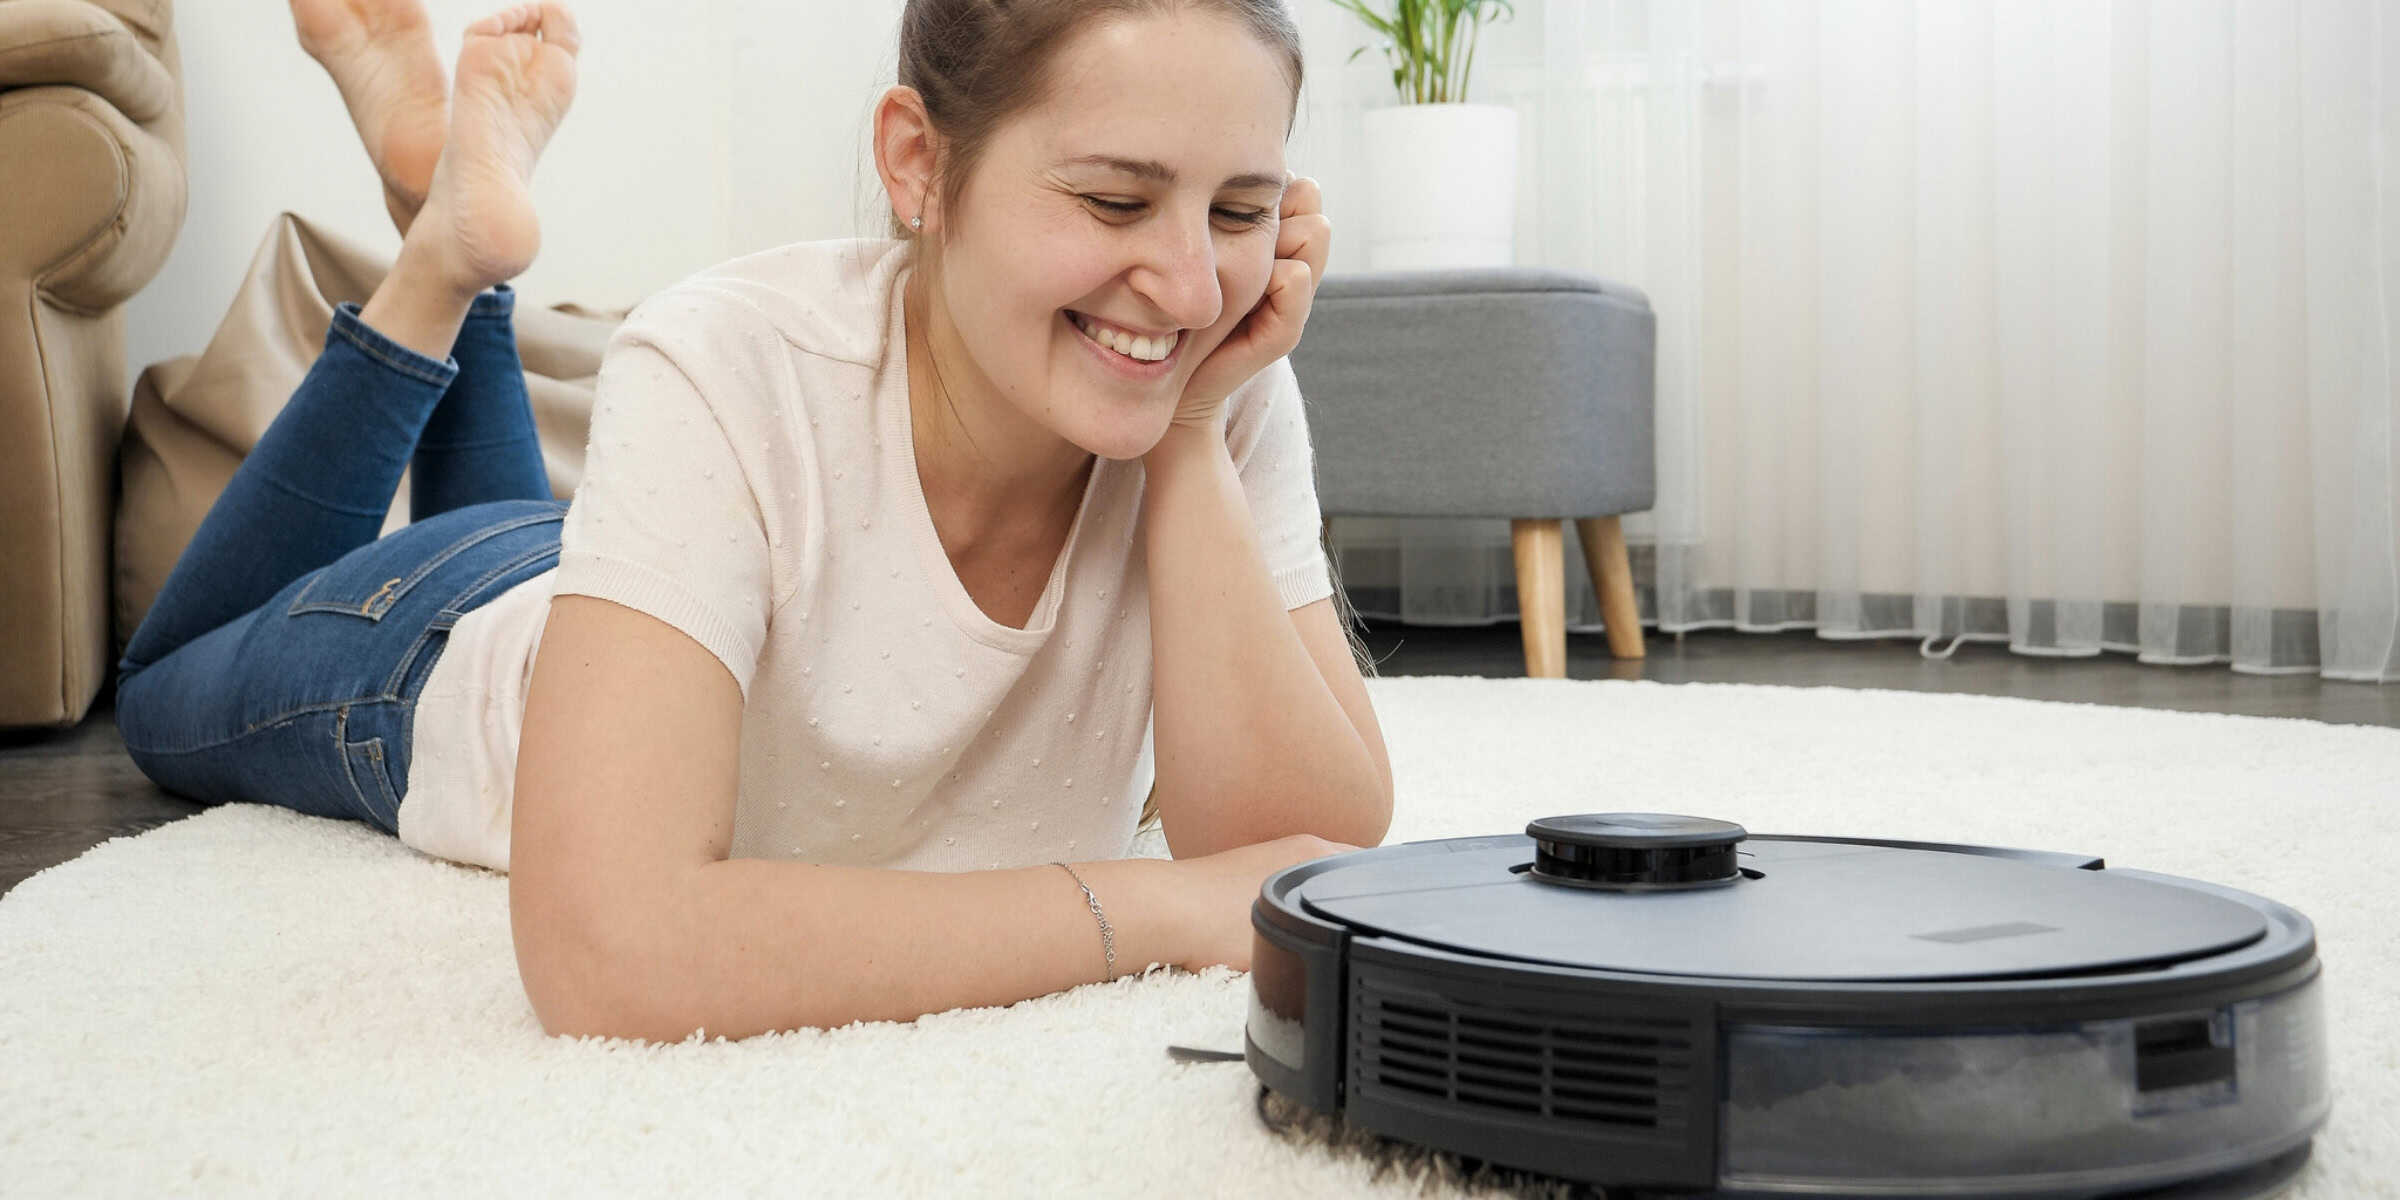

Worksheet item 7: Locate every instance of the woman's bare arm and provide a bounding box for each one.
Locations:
[509,594,1189,1042]
[1139,424,1394,861]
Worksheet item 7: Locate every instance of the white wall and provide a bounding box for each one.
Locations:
[121,0,1428,382]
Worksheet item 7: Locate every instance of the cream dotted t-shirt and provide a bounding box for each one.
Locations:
[395,236,1335,874]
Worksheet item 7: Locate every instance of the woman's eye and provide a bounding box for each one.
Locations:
[1082,197,1270,228]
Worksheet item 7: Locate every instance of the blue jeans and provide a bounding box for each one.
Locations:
[115,285,567,835]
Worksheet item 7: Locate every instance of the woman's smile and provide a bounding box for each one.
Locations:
[1064,309,1182,381]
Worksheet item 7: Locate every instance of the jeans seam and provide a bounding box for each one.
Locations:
[287,507,564,619]
[123,696,366,758]
[371,739,401,823]
[414,433,543,453]
[254,468,392,518]
[331,310,457,387]
[448,538,563,612]
[425,511,565,612]
[378,531,560,696]
[335,707,400,828]
[382,625,448,701]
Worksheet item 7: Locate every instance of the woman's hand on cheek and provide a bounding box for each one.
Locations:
[1164,174,1331,441]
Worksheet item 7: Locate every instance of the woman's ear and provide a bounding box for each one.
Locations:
[872,85,939,233]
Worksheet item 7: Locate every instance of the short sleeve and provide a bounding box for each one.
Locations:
[551,300,778,700]
[1224,355,1334,611]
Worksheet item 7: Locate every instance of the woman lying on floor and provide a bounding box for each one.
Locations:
[114,0,1392,1042]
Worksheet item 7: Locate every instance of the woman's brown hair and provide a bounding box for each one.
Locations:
[877,0,1378,837]
[887,0,1304,247]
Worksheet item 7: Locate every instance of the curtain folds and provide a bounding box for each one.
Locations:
[1293,0,2397,680]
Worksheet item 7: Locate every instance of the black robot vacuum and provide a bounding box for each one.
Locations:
[1244,814,2330,1199]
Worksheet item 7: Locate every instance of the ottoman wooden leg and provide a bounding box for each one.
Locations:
[1510,518,1567,678]
[1576,514,1645,659]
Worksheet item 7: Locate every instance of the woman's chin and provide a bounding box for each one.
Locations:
[1093,430,1174,462]
[1069,406,1180,461]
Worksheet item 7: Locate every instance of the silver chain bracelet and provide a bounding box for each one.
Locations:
[1053,862,1116,982]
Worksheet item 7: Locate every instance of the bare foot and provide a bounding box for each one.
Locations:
[402,2,581,293]
[291,0,450,237]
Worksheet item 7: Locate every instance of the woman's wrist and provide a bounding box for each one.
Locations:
[1066,856,1190,975]
[1142,417,1230,476]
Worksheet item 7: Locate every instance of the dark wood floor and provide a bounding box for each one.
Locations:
[2,623,2392,897]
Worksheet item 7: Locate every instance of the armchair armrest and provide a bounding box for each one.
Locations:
[0,0,173,122]
[0,83,185,313]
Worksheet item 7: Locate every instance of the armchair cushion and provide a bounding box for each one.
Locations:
[0,0,173,121]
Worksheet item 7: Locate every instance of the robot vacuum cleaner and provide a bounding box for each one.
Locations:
[1244,814,2329,1199]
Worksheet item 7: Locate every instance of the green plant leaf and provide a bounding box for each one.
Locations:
[1323,0,1515,104]
[1323,0,1398,40]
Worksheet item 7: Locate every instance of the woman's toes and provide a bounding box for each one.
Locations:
[403,1,582,290]
[290,0,448,230]
[455,0,580,127]
[291,0,429,61]
[464,3,536,38]
[532,2,581,54]
[463,3,577,51]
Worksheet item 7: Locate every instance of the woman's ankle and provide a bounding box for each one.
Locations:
[357,239,490,364]
[465,281,517,320]
[396,206,507,298]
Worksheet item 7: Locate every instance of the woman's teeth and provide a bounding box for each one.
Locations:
[1072,312,1177,362]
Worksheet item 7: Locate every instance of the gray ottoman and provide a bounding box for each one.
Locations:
[1290,267,1656,674]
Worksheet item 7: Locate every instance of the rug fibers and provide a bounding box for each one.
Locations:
[2,678,2393,1197]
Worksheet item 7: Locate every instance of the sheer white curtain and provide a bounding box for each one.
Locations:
[1296,0,2399,680]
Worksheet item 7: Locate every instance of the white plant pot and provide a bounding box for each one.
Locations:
[1360,102,1519,270]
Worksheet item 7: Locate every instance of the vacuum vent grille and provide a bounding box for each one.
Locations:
[1352,970,1695,1132]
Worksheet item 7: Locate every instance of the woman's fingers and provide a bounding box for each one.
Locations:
[1258,255,1316,354]
[1280,174,1323,222]
[1277,175,1331,293]
[1279,213,1331,293]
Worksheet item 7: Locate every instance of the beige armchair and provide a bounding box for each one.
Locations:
[0,0,186,729]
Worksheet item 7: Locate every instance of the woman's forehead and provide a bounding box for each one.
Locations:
[1029,13,1295,146]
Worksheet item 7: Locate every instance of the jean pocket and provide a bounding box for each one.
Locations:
[342,733,403,832]
[288,508,564,621]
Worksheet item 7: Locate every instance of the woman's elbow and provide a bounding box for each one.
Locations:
[1358,744,1394,844]
[1359,786,1395,848]
[525,960,700,1045]
[1342,760,1396,848]
[513,883,688,1044]
[518,932,643,1041]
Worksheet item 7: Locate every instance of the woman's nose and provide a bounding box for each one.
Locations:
[1139,211,1224,332]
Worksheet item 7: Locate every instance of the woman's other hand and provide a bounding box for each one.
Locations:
[1169,832,1359,972]
[1167,174,1331,437]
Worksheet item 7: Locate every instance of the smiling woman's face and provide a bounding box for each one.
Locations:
[921,9,1295,461]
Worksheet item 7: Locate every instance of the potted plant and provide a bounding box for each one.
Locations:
[1325,0,1519,269]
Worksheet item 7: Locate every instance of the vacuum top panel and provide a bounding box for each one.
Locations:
[1295,836,2271,984]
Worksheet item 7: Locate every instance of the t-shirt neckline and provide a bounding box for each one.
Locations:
[884,264,1106,655]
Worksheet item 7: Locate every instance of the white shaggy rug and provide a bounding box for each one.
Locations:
[3,678,2395,1198]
